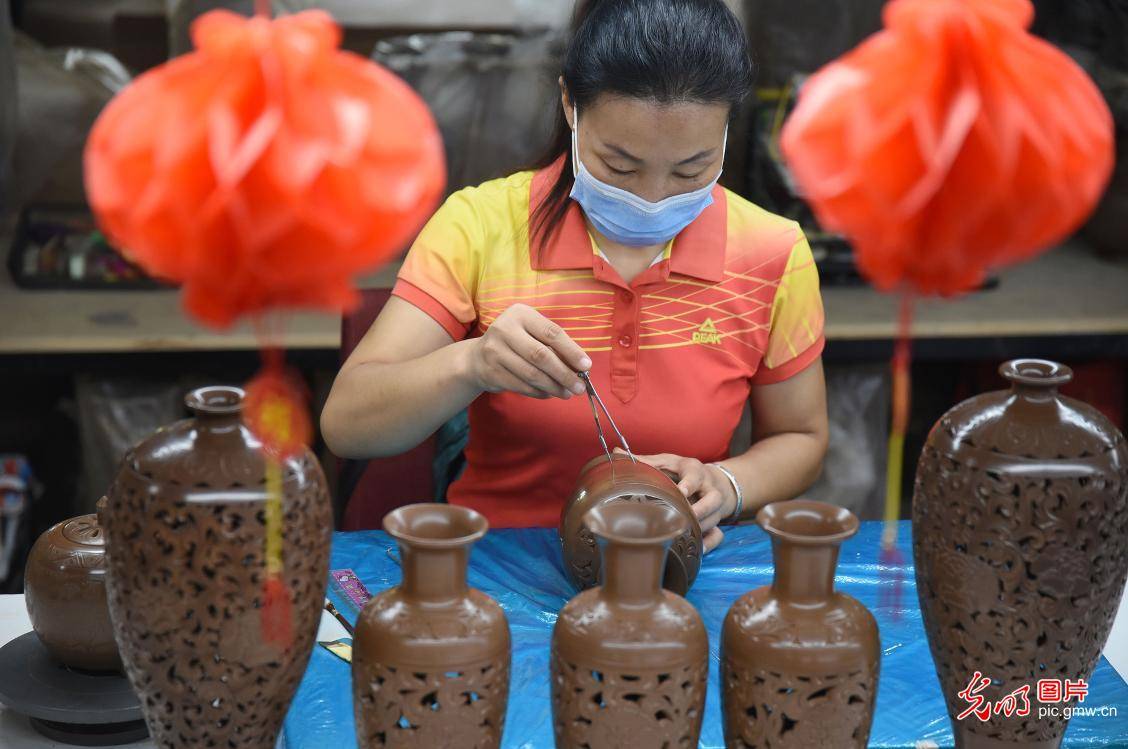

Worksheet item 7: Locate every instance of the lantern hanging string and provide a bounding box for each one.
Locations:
[878,293,913,613]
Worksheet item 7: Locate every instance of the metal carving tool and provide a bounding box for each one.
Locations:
[577,371,636,463]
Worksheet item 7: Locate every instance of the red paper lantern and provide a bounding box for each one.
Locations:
[780,0,1114,296]
[84,9,445,327]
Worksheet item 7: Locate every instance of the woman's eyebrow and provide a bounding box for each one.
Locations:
[676,148,716,166]
[603,143,644,163]
[600,144,717,166]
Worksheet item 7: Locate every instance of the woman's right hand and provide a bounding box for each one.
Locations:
[461,303,591,399]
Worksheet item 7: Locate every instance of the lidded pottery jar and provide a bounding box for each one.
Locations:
[352,503,511,749]
[722,499,879,748]
[560,453,702,595]
[552,502,708,749]
[24,498,121,672]
[100,385,332,749]
[913,359,1128,748]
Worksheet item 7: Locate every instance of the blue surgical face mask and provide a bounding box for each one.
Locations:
[568,105,725,247]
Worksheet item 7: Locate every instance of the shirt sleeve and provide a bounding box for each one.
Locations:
[392,188,484,341]
[751,230,826,385]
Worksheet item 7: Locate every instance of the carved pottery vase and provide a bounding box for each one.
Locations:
[913,359,1128,748]
[24,498,121,671]
[100,385,332,748]
[552,502,708,748]
[352,503,510,748]
[722,499,880,748]
[560,454,702,595]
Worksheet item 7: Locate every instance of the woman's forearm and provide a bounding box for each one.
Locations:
[716,428,828,522]
[321,339,483,459]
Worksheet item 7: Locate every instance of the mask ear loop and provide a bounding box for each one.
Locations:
[571,104,582,177]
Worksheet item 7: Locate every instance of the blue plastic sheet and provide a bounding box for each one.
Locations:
[283,521,1128,747]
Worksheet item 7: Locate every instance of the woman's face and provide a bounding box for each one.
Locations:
[563,91,729,203]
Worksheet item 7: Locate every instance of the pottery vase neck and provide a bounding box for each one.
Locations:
[400,543,469,604]
[770,537,839,604]
[1001,358,1071,404]
[600,538,669,606]
[185,386,245,429]
[758,499,859,605]
[383,504,487,605]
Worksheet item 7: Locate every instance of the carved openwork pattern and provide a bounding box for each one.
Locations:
[101,451,331,748]
[913,416,1128,743]
[721,661,876,748]
[551,657,707,749]
[568,494,700,590]
[353,656,509,748]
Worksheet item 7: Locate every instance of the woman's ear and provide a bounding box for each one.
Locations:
[560,77,574,130]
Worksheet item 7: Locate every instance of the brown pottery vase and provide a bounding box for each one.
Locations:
[913,359,1128,748]
[100,385,332,748]
[552,502,708,748]
[352,503,510,749]
[721,499,880,748]
[560,453,702,595]
[24,498,121,672]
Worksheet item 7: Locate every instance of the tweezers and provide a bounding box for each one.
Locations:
[577,371,636,463]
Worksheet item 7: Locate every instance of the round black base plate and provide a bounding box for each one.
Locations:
[29,716,150,746]
[0,631,149,746]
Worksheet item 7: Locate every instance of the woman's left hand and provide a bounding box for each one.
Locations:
[627,452,738,554]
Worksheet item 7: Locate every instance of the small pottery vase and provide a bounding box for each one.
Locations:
[552,502,708,749]
[352,503,511,748]
[913,359,1128,748]
[100,385,332,748]
[24,498,121,672]
[560,454,702,595]
[722,499,879,748]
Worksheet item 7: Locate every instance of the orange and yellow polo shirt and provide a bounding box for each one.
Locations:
[392,160,825,528]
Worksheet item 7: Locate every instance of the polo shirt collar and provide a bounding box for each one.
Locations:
[528,157,728,283]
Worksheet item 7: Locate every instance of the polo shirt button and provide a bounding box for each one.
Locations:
[619,289,633,302]
[619,334,633,348]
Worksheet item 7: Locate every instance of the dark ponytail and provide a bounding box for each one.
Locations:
[529,0,754,250]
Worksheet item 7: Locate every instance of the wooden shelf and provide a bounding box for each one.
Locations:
[823,241,1128,341]
[1,239,1125,356]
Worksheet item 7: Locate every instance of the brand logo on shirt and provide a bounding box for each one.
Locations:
[692,318,723,345]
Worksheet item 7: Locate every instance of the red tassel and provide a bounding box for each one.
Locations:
[261,575,293,648]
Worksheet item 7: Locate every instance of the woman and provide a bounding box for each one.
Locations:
[322,0,828,552]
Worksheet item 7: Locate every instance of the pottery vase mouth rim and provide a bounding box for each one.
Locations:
[384,503,489,548]
[185,385,245,415]
[999,358,1073,388]
[583,501,687,546]
[757,499,859,545]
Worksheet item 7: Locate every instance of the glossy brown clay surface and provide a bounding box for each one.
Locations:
[100,386,332,749]
[722,500,879,748]
[352,503,510,749]
[561,454,702,595]
[24,500,121,672]
[913,360,1128,748]
[552,502,708,749]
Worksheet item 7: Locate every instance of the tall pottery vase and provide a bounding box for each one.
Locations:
[100,386,332,748]
[352,503,511,748]
[560,454,703,595]
[552,502,709,748]
[913,359,1128,748]
[721,499,880,748]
